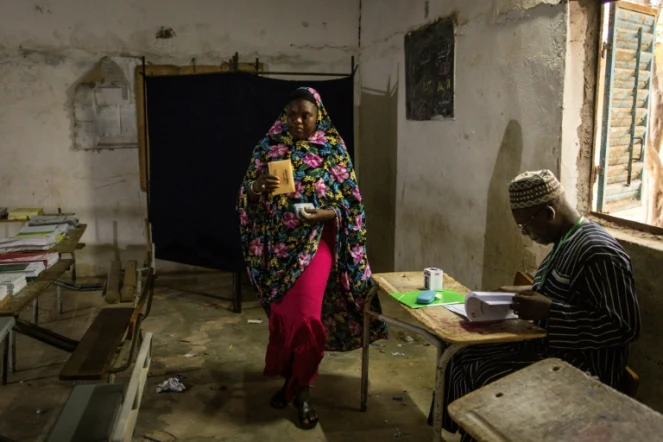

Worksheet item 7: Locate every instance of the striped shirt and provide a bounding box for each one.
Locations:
[529,220,641,387]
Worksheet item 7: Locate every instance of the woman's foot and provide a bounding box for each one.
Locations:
[270,376,291,409]
[294,386,319,430]
[269,388,289,409]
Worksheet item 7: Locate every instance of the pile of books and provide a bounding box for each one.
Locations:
[0,251,59,268]
[0,262,45,279]
[0,223,69,253]
[0,273,28,306]
[0,210,79,305]
[7,208,44,221]
[29,215,79,228]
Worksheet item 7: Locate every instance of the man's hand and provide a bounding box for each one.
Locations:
[495,285,533,294]
[299,208,336,224]
[511,291,552,321]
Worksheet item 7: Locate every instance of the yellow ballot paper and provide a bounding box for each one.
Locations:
[267,159,296,195]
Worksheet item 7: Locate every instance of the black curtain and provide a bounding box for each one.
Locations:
[146,72,355,272]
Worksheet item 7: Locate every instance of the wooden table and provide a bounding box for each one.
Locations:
[448,358,663,441]
[363,272,546,442]
[53,224,87,288]
[0,225,88,377]
[0,259,73,318]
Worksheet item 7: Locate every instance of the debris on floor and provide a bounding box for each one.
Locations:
[247,319,263,324]
[404,335,414,343]
[156,375,186,393]
[392,352,406,357]
[182,352,209,358]
[392,395,404,401]
[393,428,402,438]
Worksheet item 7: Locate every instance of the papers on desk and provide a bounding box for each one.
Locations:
[7,207,43,221]
[444,292,518,322]
[0,262,46,279]
[0,273,28,296]
[0,252,60,268]
[0,224,67,253]
[17,223,70,236]
[29,215,79,228]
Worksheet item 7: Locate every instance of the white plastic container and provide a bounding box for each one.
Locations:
[424,267,443,291]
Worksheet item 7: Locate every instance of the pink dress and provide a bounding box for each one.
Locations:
[263,222,335,400]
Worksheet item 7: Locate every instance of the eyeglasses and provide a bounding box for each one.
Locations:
[517,206,547,232]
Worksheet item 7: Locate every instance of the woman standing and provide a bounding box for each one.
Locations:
[237,87,387,429]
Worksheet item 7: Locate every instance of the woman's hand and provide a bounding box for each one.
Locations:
[299,208,336,224]
[253,174,280,194]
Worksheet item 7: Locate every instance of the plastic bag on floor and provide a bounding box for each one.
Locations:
[156,375,186,393]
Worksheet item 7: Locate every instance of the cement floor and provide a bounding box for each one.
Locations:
[0,272,459,442]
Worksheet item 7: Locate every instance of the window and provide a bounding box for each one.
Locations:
[592,1,663,229]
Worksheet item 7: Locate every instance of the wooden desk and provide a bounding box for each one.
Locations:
[0,259,73,317]
[0,259,79,377]
[448,358,663,442]
[362,272,546,442]
[53,224,87,285]
[52,224,87,254]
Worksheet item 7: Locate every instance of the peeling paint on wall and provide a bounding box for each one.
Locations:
[155,26,176,39]
[0,0,361,275]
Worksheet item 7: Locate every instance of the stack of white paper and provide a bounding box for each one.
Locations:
[0,252,60,268]
[444,292,518,322]
[0,273,28,296]
[28,215,79,228]
[0,227,64,253]
[0,261,46,279]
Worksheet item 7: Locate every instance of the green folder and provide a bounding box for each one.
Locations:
[389,289,466,309]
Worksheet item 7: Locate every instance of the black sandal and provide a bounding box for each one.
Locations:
[294,398,319,430]
[269,389,289,409]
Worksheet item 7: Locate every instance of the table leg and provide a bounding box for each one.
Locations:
[361,285,379,412]
[2,334,8,385]
[71,253,77,283]
[56,285,63,315]
[9,330,15,373]
[32,298,38,325]
[433,344,465,442]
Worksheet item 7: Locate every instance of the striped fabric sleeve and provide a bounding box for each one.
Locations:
[546,256,640,350]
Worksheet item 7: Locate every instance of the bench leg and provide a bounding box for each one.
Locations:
[2,333,8,385]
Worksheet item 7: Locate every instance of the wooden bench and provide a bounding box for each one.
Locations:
[103,260,139,304]
[48,332,152,442]
[0,317,14,385]
[58,267,154,382]
[514,271,640,397]
[448,358,663,442]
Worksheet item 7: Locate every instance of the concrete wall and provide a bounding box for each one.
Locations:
[359,0,566,288]
[0,0,359,275]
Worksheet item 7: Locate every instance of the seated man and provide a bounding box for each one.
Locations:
[430,169,641,442]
